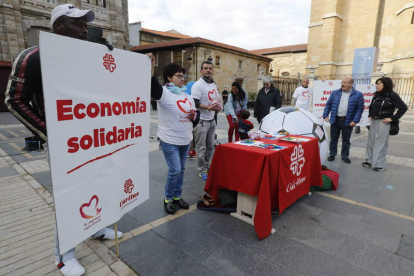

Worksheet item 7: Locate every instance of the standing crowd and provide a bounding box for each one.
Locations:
[2,4,410,276]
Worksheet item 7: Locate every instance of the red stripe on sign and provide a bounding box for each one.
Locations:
[67,143,136,174]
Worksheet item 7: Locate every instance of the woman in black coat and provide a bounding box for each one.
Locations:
[363,77,407,171]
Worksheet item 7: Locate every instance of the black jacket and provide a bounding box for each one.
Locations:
[5,46,47,143]
[254,85,282,122]
[369,91,407,122]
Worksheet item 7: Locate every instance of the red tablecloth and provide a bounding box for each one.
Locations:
[204,137,323,239]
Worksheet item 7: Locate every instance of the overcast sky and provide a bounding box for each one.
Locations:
[128,0,312,51]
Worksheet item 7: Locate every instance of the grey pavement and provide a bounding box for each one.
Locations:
[1,109,414,276]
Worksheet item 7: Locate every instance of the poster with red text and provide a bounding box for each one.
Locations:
[40,32,150,253]
[312,80,342,125]
[355,84,375,127]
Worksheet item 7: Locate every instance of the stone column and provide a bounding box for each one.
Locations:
[317,0,343,77]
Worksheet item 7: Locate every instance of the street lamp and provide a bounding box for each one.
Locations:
[204,48,212,62]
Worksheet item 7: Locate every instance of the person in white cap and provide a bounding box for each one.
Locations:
[254,76,282,123]
[5,4,121,276]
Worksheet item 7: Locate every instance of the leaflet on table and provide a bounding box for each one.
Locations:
[235,140,286,151]
[251,143,286,151]
[263,134,285,140]
[279,137,311,143]
[234,140,263,146]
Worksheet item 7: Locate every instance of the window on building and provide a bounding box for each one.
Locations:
[215,56,220,66]
[257,64,261,72]
[238,60,242,69]
[27,27,50,47]
[82,0,106,8]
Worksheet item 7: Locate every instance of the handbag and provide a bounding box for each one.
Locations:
[389,120,399,136]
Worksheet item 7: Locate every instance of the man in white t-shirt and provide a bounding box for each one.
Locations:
[191,61,221,181]
[291,78,313,111]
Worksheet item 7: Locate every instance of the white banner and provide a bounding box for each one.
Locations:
[40,32,150,253]
[312,80,342,123]
[355,84,375,126]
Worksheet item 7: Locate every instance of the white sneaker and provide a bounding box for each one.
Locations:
[55,259,85,276]
[92,228,123,240]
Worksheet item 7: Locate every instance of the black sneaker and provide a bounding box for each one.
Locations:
[362,162,371,168]
[164,201,176,214]
[327,156,335,161]
[173,198,189,209]
[342,157,351,164]
[374,167,384,172]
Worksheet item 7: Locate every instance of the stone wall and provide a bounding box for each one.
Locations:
[266,52,307,78]
[307,0,414,76]
[147,45,270,94]
[0,0,129,61]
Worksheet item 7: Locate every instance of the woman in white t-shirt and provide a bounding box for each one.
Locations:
[150,62,199,215]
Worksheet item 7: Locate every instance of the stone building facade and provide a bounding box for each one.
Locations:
[132,37,271,94]
[251,44,307,78]
[307,0,414,76]
[128,25,193,48]
[0,0,129,63]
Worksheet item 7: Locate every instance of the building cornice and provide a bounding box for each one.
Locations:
[308,21,323,28]
[322,12,343,20]
[396,2,414,15]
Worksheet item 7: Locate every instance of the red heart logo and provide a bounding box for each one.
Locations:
[79,195,102,219]
[302,90,309,97]
[208,90,216,101]
[176,98,192,114]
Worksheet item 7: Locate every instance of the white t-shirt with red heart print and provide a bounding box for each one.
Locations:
[191,78,219,121]
[157,86,196,145]
[293,86,313,111]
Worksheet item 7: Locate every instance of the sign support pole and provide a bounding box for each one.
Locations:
[114,223,120,258]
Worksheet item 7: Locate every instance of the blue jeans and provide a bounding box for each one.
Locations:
[329,117,354,158]
[160,140,190,201]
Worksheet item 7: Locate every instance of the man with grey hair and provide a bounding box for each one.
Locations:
[254,76,282,123]
[5,4,121,276]
[323,77,364,163]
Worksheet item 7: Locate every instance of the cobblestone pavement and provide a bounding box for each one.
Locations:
[1,110,414,276]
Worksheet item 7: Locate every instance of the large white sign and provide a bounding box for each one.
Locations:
[40,32,150,253]
[312,80,342,123]
[313,80,373,127]
[355,84,375,126]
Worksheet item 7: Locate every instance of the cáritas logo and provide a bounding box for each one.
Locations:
[120,179,139,210]
[79,195,102,219]
[103,54,116,73]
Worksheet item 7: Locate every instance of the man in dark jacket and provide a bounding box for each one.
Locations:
[5,4,122,276]
[254,76,282,123]
[323,77,364,164]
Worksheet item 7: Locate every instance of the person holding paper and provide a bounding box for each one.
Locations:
[148,61,199,214]
[254,76,282,123]
[191,61,221,181]
[224,81,248,142]
[5,4,122,276]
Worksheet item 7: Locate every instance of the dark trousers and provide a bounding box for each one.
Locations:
[329,117,354,158]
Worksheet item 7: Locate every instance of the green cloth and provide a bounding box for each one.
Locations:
[310,174,333,191]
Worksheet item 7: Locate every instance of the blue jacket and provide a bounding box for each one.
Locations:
[323,88,364,125]
[224,92,248,118]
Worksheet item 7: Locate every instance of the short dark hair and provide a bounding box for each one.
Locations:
[375,77,394,93]
[200,61,213,70]
[241,109,250,119]
[231,81,246,101]
[163,63,186,84]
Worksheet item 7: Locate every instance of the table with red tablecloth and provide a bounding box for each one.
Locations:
[204,137,322,239]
